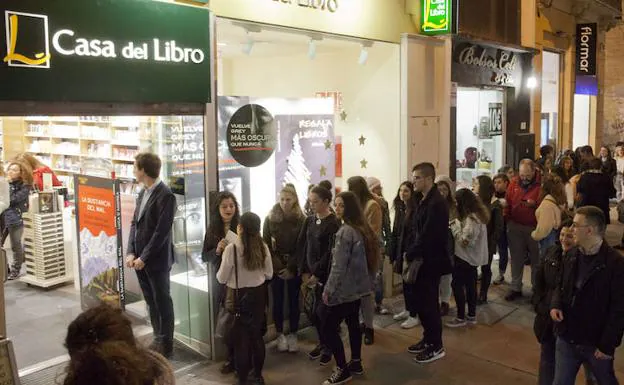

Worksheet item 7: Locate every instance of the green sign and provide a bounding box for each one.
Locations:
[421,0,452,35]
[0,0,211,104]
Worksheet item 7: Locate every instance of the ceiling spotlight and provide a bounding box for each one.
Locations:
[242,34,254,55]
[308,39,317,60]
[358,42,373,65]
[527,76,538,89]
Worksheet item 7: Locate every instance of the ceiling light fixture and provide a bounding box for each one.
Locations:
[308,39,317,60]
[242,33,254,55]
[358,42,373,65]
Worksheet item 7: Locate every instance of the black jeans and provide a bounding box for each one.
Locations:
[271,276,301,334]
[320,299,362,369]
[498,223,509,275]
[480,253,494,300]
[310,284,330,353]
[136,268,175,347]
[412,269,443,348]
[233,285,268,383]
[403,281,417,317]
[451,257,477,320]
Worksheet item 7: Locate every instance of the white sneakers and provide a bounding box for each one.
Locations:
[393,310,409,321]
[401,317,420,329]
[277,334,299,353]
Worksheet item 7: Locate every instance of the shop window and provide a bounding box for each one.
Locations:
[455,88,505,189]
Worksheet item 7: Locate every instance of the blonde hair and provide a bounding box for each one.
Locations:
[15,153,43,171]
[280,185,304,218]
[7,161,33,185]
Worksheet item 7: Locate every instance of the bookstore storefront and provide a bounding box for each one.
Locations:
[0,0,215,372]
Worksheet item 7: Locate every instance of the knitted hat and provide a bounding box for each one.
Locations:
[366,177,381,191]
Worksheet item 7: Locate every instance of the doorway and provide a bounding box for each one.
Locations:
[541,50,562,149]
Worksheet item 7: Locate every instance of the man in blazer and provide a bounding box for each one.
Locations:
[126,153,176,358]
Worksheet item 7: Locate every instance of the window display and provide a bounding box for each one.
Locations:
[455,88,505,189]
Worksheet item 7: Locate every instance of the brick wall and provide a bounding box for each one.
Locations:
[603,26,624,145]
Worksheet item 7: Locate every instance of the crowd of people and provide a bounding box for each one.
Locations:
[60,145,624,385]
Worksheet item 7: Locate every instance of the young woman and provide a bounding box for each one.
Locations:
[201,191,240,374]
[531,175,566,254]
[297,185,341,365]
[4,161,32,280]
[435,177,456,317]
[217,212,272,385]
[64,304,174,385]
[615,144,624,201]
[263,185,305,353]
[600,146,617,181]
[553,155,576,209]
[474,175,503,304]
[391,182,420,328]
[347,176,384,345]
[320,192,379,385]
[15,153,62,192]
[576,158,616,223]
[492,174,510,285]
[446,189,489,328]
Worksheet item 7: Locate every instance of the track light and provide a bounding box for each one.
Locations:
[308,39,317,60]
[358,42,373,65]
[242,33,254,55]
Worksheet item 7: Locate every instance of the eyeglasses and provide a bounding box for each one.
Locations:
[570,223,591,229]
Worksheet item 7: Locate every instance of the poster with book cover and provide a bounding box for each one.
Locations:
[74,175,124,310]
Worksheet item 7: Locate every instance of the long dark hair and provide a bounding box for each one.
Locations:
[540,174,567,206]
[455,188,490,224]
[393,181,414,210]
[337,191,380,272]
[476,175,495,207]
[347,176,375,207]
[239,212,267,271]
[209,191,240,241]
[64,305,161,385]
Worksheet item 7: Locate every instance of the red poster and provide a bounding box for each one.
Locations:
[335,135,343,178]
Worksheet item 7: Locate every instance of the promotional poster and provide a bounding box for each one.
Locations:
[74,175,124,310]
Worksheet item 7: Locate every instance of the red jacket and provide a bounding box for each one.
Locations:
[33,166,62,192]
[505,174,541,227]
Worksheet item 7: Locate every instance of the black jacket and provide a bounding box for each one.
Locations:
[127,182,176,273]
[602,157,617,180]
[4,180,30,227]
[390,202,407,263]
[263,204,305,274]
[577,171,616,224]
[402,185,451,277]
[485,200,504,257]
[551,243,624,355]
[532,242,565,343]
[296,214,341,284]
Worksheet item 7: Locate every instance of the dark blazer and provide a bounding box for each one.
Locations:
[127,182,176,272]
[403,185,451,277]
[551,243,624,356]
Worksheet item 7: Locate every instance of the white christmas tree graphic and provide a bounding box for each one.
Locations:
[283,133,312,205]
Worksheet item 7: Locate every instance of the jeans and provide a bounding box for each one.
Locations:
[480,253,494,300]
[451,257,477,320]
[554,337,618,385]
[538,229,559,257]
[616,173,623,201]
[233,285,267,383]
[541,338,598,385]
[271,276,301,334]
[507,221,540,292]
[411,269,442,348]
[4,225,24,272]
[498,224,509,276]
[320,299,362,369]
[403,281,417,317]
[136,269,175,347]
[439,274,452,303]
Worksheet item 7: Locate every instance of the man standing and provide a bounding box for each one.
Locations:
[550,206,624,385]
[404,163,450,363]
[505,159,541,301]
[492,173,510,285]
[127,153,176,358]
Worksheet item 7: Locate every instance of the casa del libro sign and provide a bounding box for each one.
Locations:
[456,44,519,87]
[272,0,339,13]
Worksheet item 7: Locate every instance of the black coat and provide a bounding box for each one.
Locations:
[532,242,564,343]
[127,182,176,273]
[577,171,616,224]
[551,243,624,355]
[296,214,341,284]
[602,157,617,180]
[390,202,407,263]
[4,180,30,227]
[263,204,305,274]
[402,185,451,277]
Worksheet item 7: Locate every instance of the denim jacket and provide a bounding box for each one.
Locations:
[4,180,30,228]
[323,225,371,306]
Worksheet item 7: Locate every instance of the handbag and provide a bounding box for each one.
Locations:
[402,254,423,284]
[214,245,243,339]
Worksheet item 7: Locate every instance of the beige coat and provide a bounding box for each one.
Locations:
[364,199,382,238]
[531,194,562,241]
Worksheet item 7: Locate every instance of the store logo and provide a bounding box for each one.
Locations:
[273,0,339,13]
[578,25,594,74]
[3,11,52,68]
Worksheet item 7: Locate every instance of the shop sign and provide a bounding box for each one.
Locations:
[273,0,339,13]
[488,103,503,136]
[0,0,211,104]
[226,104,278,168]
[421,0,452,35]
[575,23,597,77]
[453,42,523,87]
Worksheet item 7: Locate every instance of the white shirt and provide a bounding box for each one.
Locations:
[138,179,161,219]
[216,239,273,289]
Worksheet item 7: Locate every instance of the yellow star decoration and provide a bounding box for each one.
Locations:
[340,110,348,121]
[358,135,366,146]
[324,140,332,150]
[320,165,327,177]
[360,159,368,169]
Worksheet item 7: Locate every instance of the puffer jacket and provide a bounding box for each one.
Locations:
[263,204,305,275]
[4,180,30,228]
[324,225,372,306]
[532,242,564,344]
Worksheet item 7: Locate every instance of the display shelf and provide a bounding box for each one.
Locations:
[53,168,79,173]
[112,158,135,162]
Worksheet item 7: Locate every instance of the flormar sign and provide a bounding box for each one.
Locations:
[0,0,212,103]
[457,44,518,86]
[575,23,597,76]
[273,0,338,13]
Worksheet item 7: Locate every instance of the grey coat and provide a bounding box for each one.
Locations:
[323,225,372,306]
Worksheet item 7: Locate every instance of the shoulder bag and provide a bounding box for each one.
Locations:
[214,246,244,340]
[402,253,423,284]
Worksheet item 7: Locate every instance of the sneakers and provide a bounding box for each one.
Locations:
[445,318,467,328]
[407,340,428,354]
[414,345,446,364]
[393,310,409,321]
[322,367,352,385]
[320,353,332,366]
[309,345,323,360]
[7,270,19,281]
[493,275,505,285]
[505,290,523,302]
[347,360,364,375]
[467,315,477,325]
[440,302,450,316]
[276,334,288,352]
[401,317,420,329]
[220,360,235,375]
[375,305,390,315]
[364,328,374,345]
[477,295,488,305]
[287,334,299,353]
